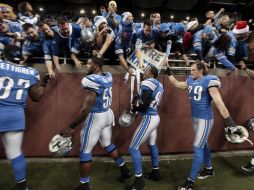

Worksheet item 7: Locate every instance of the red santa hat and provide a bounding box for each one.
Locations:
[233,21,249,34]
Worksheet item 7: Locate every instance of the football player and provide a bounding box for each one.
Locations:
[61,57,131,190]
[0,45,51,190]
[127,65,164,190]
[167,61,237,190]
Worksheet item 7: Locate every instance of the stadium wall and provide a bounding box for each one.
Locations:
[0,66,254,157]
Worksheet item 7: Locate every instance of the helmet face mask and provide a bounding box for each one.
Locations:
[49,134,73,157]
[248,118,254,131]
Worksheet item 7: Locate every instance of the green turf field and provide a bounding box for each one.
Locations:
[1,155,254,190]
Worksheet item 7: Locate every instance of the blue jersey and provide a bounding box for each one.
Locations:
[81,72,113,113]
[22,35,44,57]
[0,60,39,132]
[51,24,81,56]
[187,75,221,120]
[207,46,236,70]
[135,29,158,50]
[140,78,164,115]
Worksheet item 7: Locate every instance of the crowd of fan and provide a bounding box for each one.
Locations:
[0,1,253,78]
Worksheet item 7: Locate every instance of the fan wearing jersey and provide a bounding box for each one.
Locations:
[127,65,164,190]
[167,61,237,190]
[0,45,50,190]
[61,57,130,190]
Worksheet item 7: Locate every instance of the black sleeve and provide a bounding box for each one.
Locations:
[131,90,153,113]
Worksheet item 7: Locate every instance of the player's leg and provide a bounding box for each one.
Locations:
[127,115,157,190]
[178,118,213,190]
[100,122,131,182]
[1,131,28,190]
[144,115,161,181]
[77,113,102,190]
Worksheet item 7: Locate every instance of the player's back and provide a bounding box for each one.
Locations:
[187,74,221,120]
[140,78,164,115]
[81,72,113,112]
[0,60,39,108]
[0,60,39,132]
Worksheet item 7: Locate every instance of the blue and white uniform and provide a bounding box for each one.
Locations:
[0,60,39,132]
[129,77,164,176]
[207,46,236,70]
[79,72,119,162]
[51,23,81,57]
[186,74,221,181]
[22,34,44,63]
[0,60,39,183]
[135,28,158,50]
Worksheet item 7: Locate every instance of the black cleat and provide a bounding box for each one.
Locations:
[117,164,131,182]
[177,179,194,190]
[241,163,254,173]
[197,167,214,179]
[16,180,29,190]
[75,183,90,190]
[144,169,161,181]
[126,176,145,190]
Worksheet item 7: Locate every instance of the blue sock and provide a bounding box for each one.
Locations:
[104,144,116,153]
[115,157,124,167]
[129,148,142,175]
[80,177,90,183]
[11,154,26,182]
[148,145,159,168]
[203,143,212,168]
[189,146,204,180]
[80,152,92,162]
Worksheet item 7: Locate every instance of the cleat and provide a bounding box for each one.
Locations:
[75,183,90,190]
[117,165,131,182]
[144,169,161,181]
[177,179,194,190]
[241,163,254,173]
[126,177,145,190]
[197,167,214,179]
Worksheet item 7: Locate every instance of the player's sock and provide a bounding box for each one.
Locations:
[148,144,159,169]
[129,148,142,175]
[11,154,26,182]
[189,146,204,180]
[203,144,212,168]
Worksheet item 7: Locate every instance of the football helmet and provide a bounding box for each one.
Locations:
[225,126,253,146]
[119,110,135,128]
[81,28,95,44]
[248,117,254,131]
[49,134,73,157]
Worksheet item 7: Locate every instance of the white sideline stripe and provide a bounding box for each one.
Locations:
[0,150,252,163]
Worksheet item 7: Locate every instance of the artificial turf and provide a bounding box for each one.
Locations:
[1,156,254,190]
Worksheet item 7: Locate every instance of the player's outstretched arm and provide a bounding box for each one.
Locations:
[167,68,188,90]
[239,61,254,79]
[209,86,237,131]
[28,73,51,102]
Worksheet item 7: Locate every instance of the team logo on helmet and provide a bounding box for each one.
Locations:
[119,110,135,128]
[49,134,73,157]
[81,28,95,43]
[248,117,254,131]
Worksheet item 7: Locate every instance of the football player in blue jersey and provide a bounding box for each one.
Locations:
[61,57,131,190]
[127,65,164,190]
[0,45,51,190]
[167,61,237,190]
